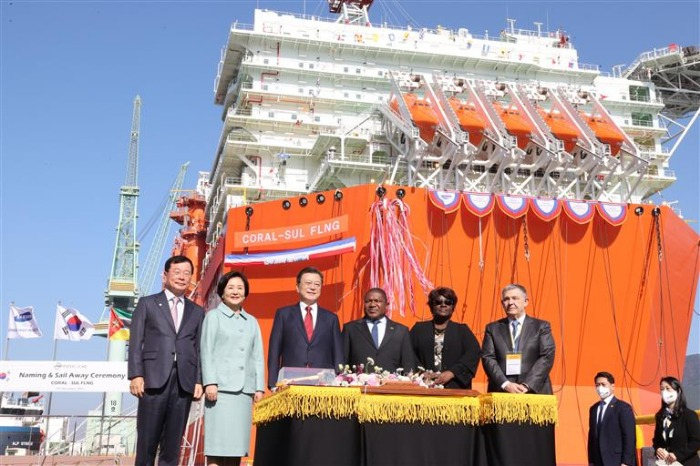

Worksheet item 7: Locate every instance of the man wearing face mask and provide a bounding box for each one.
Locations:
[587,371,637,466]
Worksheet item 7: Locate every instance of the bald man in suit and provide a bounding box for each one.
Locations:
[128,255,204,466]
[481,284,555,394]
[343,288,416,373]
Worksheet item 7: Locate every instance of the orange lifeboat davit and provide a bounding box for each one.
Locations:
[536,108,580,153]
[390,93,439,143]
[580,112,625,156]
[448,97,486,147]
[497,104,534,150]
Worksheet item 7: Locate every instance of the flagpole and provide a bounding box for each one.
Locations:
[46,302,60,420]
[3,302,13,360]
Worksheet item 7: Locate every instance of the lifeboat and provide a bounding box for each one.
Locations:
[496,104,534,150]
[536,108,580,153]
[448,97,486,147]
[580,112,625,156]
[390,93,439,143]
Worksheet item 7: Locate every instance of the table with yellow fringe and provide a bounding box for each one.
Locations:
[252,386,558,466]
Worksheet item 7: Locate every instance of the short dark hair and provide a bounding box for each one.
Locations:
[428,287,458,307]
[658,376,687,418]
[165,255,193,273]
[364,287,388,302]
[217,271,250,298]
[296,266,323,285]
[501,283,527,298]
[594,371,615,384]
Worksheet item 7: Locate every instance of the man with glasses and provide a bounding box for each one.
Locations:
[410,287,481,388]
[267,266,344,388]
[481,283,555,394]
[128,255,205,466]
[343,288,416,374]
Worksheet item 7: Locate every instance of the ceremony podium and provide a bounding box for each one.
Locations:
[252,386,557,466]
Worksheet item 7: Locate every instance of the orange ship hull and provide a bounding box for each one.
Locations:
[189,184,698,465]
[390,93,439,142]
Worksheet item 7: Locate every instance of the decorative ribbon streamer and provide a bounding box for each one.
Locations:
[369,197,433,316]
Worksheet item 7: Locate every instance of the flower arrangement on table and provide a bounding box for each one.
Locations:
[331,358,444,389]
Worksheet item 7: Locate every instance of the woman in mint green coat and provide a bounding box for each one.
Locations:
[201,271,265,466]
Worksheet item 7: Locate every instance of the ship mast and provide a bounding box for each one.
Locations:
[104,95,142,418]
[328,0,373,25]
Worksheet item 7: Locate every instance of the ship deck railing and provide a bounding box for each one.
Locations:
[621,45,686,78]
[243,10,577,44]
[227,11,601,73]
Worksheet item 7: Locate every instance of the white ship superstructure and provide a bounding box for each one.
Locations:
[206,1,699,242]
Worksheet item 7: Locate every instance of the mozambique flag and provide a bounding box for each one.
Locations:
[112,307,132,327]
[108,308,129,340]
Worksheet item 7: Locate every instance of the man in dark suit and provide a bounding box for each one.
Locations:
[343,288,416,373]
[481,283,555,394]
[587,371,637,466]
[128,255,205,466]
[267,266,344,388]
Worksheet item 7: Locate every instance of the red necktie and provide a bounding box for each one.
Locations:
[304,306,313,340]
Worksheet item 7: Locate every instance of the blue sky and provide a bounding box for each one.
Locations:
[1,1,698,415]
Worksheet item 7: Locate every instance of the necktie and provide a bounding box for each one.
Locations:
[596,401,606,437]
[511,320,520,351]
[304,306,314,340]
[371,320,380,348]
[171,297,180,331]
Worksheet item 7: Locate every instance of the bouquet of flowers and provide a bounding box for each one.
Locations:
[331,358,444,388]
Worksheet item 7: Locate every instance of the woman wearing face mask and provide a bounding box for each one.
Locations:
[410,287,481,388]
[653,376,700,466]
[201,271,265,466]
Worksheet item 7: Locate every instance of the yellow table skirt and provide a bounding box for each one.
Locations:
[253,386,557,426]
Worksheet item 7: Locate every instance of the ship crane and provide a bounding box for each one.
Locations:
[102,95,142,420]
[97,99,189,422]
[138,162,190,297]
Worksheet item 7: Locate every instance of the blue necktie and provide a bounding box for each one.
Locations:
[511,320,520,351]
[371,321,380,348]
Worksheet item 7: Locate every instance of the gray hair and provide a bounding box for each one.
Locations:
[501,283,528,298]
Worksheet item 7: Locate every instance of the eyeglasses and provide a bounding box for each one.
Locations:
[432,298,454,306]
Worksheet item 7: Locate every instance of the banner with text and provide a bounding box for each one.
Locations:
[233,215,349,248]
[0,361,129,392]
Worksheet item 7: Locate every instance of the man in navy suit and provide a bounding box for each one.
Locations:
[128,255,205,466]
[343,288,416,373]
[588,371,637,466]
[481,283,555,394]
[267,266,344,388]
